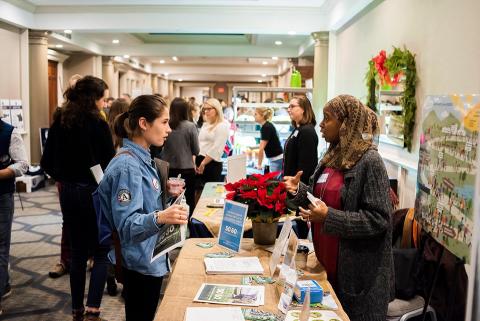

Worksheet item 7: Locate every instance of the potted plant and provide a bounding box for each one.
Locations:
[225,171,287,245]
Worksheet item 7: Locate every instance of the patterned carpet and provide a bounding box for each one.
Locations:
[2,184,126,321]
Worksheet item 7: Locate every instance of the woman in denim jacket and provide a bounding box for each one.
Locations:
[98,95,188,321]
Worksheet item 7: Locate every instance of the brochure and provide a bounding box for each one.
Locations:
[284,309,342,321]
[276,264,298,314]
[184,307,245,321]
[193,283,265,306]
[218,200,249,253]
[204,257,264,275]
[151,191,187,262]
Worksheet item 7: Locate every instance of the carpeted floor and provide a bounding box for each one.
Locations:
[2,184,127,321]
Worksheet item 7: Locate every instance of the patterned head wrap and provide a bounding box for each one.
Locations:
[320,95,378,170]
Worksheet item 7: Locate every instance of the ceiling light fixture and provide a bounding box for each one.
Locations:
[272,56,278,60]
[257,80,262,83]
[64,29,72,34]
[275,40,283,45]
[178,78,183,82]
[261,74,266,77]
[262,61,268,65]
[172,56,178,61]
[123,54,130,59]
[160,60,165,64]
[55,44,63,48]
[288,31,296,35]
[164,73,169,76]
[112,39,120,44]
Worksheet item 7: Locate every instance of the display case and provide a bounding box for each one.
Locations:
[377,88,405,147]
[231,87,313,167]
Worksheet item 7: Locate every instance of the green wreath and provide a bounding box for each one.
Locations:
[365,47,417,152]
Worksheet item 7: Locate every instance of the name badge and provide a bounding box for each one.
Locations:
[317,173,329,184]
[292,130,299,137]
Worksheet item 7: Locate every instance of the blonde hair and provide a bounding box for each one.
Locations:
[255,107,273,121]
[204,98,224,127]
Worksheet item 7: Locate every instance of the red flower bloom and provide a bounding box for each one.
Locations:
[224,172,287,222]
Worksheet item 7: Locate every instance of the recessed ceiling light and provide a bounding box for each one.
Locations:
[178,78,183,82]
[160,60,165,64]
[257,80,262,83]
[112,39,120,44]
[262,61,268,65]
[272,56,278,60]
[64,29,72,34]
[288,31,296,35]
[275,40,283,45]
[172,56,178,61]
[261,74,267,77]
[164,73,169,76]
[55,44,63,48]
[123,54,130,59]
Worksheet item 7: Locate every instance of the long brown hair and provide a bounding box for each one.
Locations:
[60,76,108,127]
[114,95,168,139]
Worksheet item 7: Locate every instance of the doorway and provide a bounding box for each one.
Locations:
[47,60,58,125]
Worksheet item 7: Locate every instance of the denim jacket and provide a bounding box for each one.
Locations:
[98,139,169,277]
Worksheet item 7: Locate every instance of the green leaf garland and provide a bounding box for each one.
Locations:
[365,47,417,152]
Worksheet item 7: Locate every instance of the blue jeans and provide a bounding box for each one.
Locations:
[0,193,14,301]
[59,182,109,311]
[269,158,283,178]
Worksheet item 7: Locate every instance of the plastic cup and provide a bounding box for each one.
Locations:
[168,177,185,195]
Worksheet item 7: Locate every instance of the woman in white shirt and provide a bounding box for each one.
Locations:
[196,98,229,183]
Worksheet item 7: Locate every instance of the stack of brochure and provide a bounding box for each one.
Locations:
[204,257,264,275]
[193,283,265,306]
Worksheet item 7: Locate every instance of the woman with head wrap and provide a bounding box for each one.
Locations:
[284,95,394,321]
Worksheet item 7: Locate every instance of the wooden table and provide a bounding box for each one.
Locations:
[154,238,350,321]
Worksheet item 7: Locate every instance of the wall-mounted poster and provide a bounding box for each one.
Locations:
[9,100,24,132]
[415,95,480,263]
[1,99,12,125]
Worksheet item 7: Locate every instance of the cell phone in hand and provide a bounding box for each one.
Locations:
[306,191,320,206]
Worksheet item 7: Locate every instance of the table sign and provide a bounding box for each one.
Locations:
[269,217,293,276]
[227,154,246,183]
[218,199,248,253]
[283,229,299,269]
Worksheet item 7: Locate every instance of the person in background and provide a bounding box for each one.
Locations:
[107,98,130,150]
[104,97,115,116]
[48,74,84,280]
[41,76,115,321]
[254,107,283,173]
[160,98,199,216]
[0,117,29,316]
[284,95,393,321]
[221,100,234,123]
[97,95,188,321]
[121,93,132,104]
[283,95,318,184]
[196,98,229,184]
[188,102,200,128]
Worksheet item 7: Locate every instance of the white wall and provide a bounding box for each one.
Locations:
[331,0,480,207]
[181,87,206,104]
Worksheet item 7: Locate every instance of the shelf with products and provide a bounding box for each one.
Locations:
[231,87,312,167]
[376,85,406,147]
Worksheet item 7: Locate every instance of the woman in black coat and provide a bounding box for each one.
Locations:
[283,95,318,184]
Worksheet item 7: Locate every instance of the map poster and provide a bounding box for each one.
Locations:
[415,95,480,263]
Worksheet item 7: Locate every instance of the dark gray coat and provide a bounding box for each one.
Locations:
[292,148,394,321]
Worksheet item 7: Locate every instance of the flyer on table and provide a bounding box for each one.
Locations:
[218,200,248,253]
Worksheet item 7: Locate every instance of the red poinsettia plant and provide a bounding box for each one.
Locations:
[225,171,287,223]
[372,50,402,86]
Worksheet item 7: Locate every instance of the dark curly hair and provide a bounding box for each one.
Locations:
[60,76,108,127]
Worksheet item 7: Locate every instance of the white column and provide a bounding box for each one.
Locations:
[102,57,115,96]
[311,31,329,114]
[29,30,49,164]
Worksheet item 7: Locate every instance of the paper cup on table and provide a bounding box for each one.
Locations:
[168,177,185,195]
